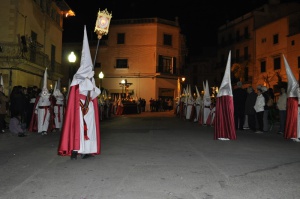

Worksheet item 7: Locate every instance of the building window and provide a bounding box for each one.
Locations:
[244,26,249,39]
[51,44,56,69]
[298,56,300,68]
[95,62,101,68]
[274,57,281,70]
[244,46,248,60]
[116,59,128,68]
[262,38,267,43]
[235,49,240,62]
[163,34,172,46]
[260,60,266,73]
[236,30,240,42]
[117,33,125,44]
[158,55,175,74]
[292,40,295,46]
[30,31,37,62]
[273,34,279,44]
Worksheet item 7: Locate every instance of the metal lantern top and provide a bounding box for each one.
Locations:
[94,8,112,39]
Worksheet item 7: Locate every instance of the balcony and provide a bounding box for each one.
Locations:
[0,43,62,74]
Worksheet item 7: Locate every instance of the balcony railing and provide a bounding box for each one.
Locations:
[0,43,62,74]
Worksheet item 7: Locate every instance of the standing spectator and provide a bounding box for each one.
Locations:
[244,86,257,132]
[276,87,287,135]
[0,81,9,133]
[22,87,31,129]
[9,85,25,119]
[254,88,265,133]
[261,86,270,132]
[233,81,247,131]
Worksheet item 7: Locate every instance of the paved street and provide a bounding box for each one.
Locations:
[1,111,300,199]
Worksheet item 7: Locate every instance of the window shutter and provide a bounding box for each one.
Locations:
[172,57,177,74]
[158,55,163,72]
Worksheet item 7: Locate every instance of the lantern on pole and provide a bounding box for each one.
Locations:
[92,8,112,69]
[94,8,112,39]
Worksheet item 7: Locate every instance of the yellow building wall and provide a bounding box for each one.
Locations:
[255,17,289,87]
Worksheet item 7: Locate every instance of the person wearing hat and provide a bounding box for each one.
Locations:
[214,51,236,140]
[58,26,101,159]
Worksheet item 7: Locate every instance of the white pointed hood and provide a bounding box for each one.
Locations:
[71,25,95,87]
[204,80,210,99]
[217,51,233,97]
[53,78,63,98]
[283,54,299,98]
[70,25,100,99]
[41,68,50,96]
[195,85,200,98]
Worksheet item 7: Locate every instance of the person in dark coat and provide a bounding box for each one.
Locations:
[244,86,257,132]
[233,81,248,130]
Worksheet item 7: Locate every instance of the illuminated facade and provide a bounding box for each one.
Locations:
[63,17,187,111]
[0,0,74,95]
[217,0,300,93]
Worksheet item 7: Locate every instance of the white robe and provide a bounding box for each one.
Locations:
[37,95,51,133]
[203,97,211,125]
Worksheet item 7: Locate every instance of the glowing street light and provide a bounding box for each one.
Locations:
[68,51,76,63]
[99,71,104,89]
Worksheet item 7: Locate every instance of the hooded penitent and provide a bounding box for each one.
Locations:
[58,25,101,157]
[194,85,203,123]
[53,78,64,129]
[203,80,211,125]
[214,50,236,140]
[282,54,299,140]
[185,84,195,120]
[29,68,53,134]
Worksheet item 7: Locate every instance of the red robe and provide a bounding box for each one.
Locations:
[284,97,298,139]
[214,96,236,140]
[57,85,101,156]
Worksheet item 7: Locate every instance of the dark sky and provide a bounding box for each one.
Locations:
[63,0,268,55]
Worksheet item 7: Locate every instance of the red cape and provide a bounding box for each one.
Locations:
[284,97,298,139]
[57,85,101,156]
[28,96,39,132]
[28,95,55,133]
[214,95,236,140]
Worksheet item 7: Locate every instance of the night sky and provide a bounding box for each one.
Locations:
[63,0,269,55]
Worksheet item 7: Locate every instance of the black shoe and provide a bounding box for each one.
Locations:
[18,133,27,137]
[81,154,95,159]
[71,151,78,160]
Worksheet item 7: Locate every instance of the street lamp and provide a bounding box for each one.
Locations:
[99,71,104,89]
[120,79,126,99]
[68,51,77,80]
[181,77,186,96]
[68,51,76,63]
